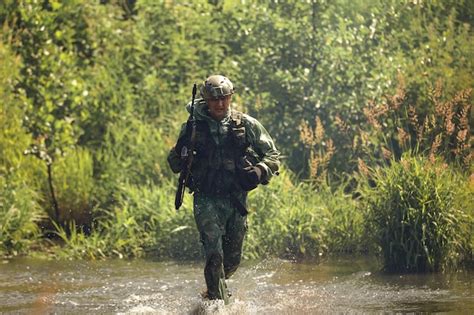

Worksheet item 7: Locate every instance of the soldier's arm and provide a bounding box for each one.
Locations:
[167,122,187,173]
[244,115,280,181]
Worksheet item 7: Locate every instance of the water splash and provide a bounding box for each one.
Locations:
[1,257,472,314]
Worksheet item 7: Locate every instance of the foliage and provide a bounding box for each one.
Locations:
[221,0,473,175]
[0,36,45,256]
[92,116,176,215]
[0,0,472,270]
[361,155,473,272]
[245,169,365,260]
[4,1,91,163]
[244,170,329,260]
[45,148,94,225]
[52,179,201,260]
[54,203,148,259]
[0,177,43,256]
[353,76,472,171]
[110,181,201,259]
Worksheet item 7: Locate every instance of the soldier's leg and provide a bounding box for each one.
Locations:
[194,194,226,300]
[223,209,247,279]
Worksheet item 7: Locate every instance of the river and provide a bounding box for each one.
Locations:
[1,256,472,314]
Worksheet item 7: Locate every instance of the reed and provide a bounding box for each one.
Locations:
[361,155,472,272]
[359,77,472,170]
[299,116,335,183]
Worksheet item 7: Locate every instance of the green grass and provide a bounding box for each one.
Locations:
[49,168,366,261]
[245,168,364,260]
[0,177,44,256]
[361,155,473,272]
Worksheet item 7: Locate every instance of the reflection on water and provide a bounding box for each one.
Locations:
[0,256,472,314]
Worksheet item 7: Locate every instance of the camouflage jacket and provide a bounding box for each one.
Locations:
[167,99,280,193]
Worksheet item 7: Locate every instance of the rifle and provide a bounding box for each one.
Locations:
[175,83,198,210]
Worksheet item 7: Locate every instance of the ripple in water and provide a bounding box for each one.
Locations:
[0,257,472,314]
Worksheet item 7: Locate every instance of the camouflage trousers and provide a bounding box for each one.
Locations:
[193,192,247,300]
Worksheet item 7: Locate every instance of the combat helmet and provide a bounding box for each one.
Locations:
[200,75,234,100]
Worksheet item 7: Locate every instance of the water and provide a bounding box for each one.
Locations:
[0,256,472,314]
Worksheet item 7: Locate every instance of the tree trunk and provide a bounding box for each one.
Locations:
[47,163,60,222]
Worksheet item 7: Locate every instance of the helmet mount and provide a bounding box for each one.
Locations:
[200,75,234,100]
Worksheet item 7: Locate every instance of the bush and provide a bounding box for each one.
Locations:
[93,117,174,207]
[362,155,473,272]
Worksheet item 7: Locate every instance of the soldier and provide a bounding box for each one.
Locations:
[167,75,280,302]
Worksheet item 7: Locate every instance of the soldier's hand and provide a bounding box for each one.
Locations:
[238,165,266,191]
[167,147,183,174]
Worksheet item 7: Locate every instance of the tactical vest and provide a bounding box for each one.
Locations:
[187,111,250,195]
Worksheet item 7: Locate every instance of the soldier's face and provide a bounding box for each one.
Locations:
[207,95,232,121]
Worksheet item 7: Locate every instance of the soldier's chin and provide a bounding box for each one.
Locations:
[212,111,227,120]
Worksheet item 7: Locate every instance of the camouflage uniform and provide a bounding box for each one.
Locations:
[168,76,280,301]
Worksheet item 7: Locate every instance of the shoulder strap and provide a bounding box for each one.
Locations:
[230,110,244,127]
[229,110,249,151]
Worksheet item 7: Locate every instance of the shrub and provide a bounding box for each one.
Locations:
[362,155,473,272]
[93,117,173,208]
[0,177,43,256]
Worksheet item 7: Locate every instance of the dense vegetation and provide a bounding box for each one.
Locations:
[0,0,472,272]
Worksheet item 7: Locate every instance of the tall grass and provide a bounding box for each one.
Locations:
[361,155,472,272]
[245,168,364,260]
[360,76,472,170]
[0,42,45,256]
[354,79,473,272]
[92,116,174,211]
[52,179,201,260]
[54,203,149,259]
[0,177,44,256]
[113,181,201,259]
[43,148,94,226]
[51,168,366,261]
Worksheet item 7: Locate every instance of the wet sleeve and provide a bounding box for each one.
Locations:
[245,116,280,181]
[167,122,187,174]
